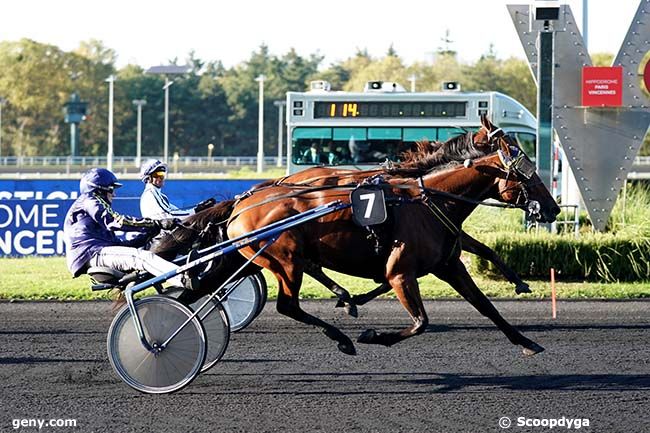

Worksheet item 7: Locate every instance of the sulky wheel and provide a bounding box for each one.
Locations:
[220,275,264,332]
[107,296,206,394]
[251,271,268,319]
[165,288,231,373]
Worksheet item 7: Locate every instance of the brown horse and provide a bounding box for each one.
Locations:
[267,123,535,314]
[225,123,559,356]
[153,120,530,311]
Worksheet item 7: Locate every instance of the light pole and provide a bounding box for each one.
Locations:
[207,143,214,166]
[273,100,286,168]
[105,75,116,171]
[255,74,266,173]
[132,99,147,167]
[146,65,191,164]
[408,74,418,92]
[163,78,172,164]
[0,97,6,159]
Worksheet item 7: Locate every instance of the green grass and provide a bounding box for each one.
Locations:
[0,256,647,301]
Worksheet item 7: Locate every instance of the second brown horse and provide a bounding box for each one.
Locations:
[225,126,559,356]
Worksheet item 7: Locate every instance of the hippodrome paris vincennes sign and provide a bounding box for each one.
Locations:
[581,66,623,107]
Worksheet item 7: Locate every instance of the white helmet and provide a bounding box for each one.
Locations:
[140,159,168,183]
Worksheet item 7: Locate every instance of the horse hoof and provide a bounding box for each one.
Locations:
[515,283,532,294]
[357,329,377,344]
[522,342,545,356]
[345,303,358,318]
[337,342,356,356]
[335,299,345,308]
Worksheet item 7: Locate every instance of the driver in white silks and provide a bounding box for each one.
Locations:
[139,159,215,220]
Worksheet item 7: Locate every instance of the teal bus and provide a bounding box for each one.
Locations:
[285,80,537,174]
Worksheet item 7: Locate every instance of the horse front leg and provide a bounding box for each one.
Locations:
[460,232,531,294]
[357,273,428,347]
[304,260,358,317]
[436,258,544,356]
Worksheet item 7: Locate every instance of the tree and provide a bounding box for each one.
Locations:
[316,49,372,91]
[344,54,408,92]
[219,45,322,155]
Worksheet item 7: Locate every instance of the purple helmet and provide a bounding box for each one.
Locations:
[80,168,122,194]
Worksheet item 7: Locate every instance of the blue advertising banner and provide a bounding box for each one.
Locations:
[0,179,264,257]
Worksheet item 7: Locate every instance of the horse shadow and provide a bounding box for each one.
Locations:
[191,370,650,396]
[0,356,101,364]
[402,373,650,393]
[423,323,650,333]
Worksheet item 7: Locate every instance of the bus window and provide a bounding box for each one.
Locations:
[292,127,332,165]
[333,128,369,164]
[368,128,401,140]
[403,128,437,143]
[438,127,473,142]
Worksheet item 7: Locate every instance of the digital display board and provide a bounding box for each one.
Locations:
[313,101,466,118]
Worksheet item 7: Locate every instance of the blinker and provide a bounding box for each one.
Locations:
[497,148,536,179]
[497,149,511,168]
[512,156,536,179]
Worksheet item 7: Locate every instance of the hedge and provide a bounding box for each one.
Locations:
[472,232,650,282]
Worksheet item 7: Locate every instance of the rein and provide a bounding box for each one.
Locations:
[226,182,359,226]
[415,176,526,210]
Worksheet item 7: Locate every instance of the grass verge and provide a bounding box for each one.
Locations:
[0,257,648,301]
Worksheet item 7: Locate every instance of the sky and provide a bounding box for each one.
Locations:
[0,0,642,69]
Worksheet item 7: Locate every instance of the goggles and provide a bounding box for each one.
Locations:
[151,170,166,179]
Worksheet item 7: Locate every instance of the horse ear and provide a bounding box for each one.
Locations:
[482,114,498,132]
[497,135,511,157]
[480,114,491,129]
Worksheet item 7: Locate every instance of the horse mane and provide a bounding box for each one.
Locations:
[385,132,486,177]
[187,198,236,228]
[152,199,236,255]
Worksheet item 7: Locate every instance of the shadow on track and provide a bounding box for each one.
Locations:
[423,323,650,333]
[404,373,650,393]
[0,357,101,364]
[186,372,650,395]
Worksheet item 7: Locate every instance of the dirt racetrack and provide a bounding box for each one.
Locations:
[0,299,648,433]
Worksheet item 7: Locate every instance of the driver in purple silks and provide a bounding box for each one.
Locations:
[63,167,194,290]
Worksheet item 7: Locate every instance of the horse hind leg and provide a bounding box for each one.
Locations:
[437,258,544,356]
[351,282,391,306]
[271,259,357,356]
[304,260,358,317]
[357,274,428,347]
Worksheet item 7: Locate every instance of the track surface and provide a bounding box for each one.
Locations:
[0,299,648,433]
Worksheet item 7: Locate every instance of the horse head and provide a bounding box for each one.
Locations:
[477,115,560,223]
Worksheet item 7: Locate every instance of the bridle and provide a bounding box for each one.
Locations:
[489,130,545,219]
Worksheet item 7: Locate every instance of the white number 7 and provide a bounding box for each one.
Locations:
[359,193,376,219]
